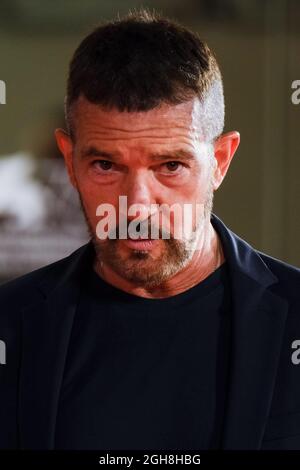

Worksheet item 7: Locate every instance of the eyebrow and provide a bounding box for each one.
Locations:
[80,146,196,163]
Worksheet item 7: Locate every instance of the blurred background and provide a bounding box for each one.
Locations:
[0,0,299,283]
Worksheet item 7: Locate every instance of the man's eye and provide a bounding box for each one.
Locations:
[163,161,183,172]
[94,160,113,171]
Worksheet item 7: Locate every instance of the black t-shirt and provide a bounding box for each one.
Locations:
[55,261,232,450]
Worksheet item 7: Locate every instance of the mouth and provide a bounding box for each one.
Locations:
[120,237,159,250]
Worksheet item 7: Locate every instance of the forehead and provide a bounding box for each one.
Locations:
[71,96,205,141]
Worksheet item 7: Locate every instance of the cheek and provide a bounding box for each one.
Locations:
[76,179,120,230]
[178,171,211,205]
[74,164,113,204]
[195,164,214,196]
[160,185,209,237]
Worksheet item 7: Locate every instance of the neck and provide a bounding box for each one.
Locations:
[93,222,225,299]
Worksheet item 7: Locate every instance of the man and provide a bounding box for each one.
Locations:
[0,9,300,450]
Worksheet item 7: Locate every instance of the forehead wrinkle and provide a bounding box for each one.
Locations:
[80,135,205,164]
[76,124,194,137]
[82,134,195,142]
[79,123,194,132]
[73,95,203,135]
[77,126,196,145]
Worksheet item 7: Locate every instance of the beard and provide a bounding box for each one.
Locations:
[78,177,214,289]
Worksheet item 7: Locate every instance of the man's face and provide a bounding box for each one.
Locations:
[57,96,222,287]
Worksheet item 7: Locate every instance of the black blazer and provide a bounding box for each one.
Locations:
[0,212,300,450]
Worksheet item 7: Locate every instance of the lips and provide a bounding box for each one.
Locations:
[121,238,159,250]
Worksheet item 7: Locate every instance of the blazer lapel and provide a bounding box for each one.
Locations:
[210,214,289,449]
[221,272,288,449]
[18,243,94,449]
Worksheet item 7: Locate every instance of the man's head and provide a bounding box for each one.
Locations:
[55,9,239,288]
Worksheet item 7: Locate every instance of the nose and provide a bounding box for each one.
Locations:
[123,170,154,222]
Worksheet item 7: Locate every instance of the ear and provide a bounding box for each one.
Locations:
[54,128,77,189]
[212,131,240,190]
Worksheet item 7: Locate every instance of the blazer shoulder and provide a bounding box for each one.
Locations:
[257,250,300,278]
[257,250,300,301]
[0,244,88,314]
